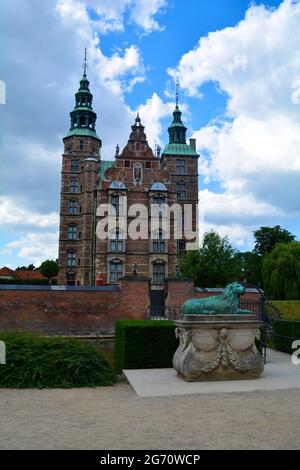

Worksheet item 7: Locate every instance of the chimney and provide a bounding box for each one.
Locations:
[189,138,196,151]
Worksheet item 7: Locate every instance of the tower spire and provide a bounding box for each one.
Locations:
[83,48,87,77]
[175,78,179,109]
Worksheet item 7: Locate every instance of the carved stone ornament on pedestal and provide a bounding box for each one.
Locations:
[173,316,264,381]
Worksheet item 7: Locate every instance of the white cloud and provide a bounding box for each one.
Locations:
[0,197,59,230]
[130,0,167,33]
[5,232,59,266]
[172,0,300,247]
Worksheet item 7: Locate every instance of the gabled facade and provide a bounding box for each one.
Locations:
[58,69,199,291]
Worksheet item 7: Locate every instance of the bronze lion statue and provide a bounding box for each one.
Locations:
[181,282,253,315]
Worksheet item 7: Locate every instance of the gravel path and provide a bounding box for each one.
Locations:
[1,384,299,450]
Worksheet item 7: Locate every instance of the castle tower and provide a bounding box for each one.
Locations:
[161,91,199,256]
[58,55,101,286]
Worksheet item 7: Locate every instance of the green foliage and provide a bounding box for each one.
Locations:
[254,225,295,257]
[262,242,300,300]
[16,264,36,271]
[0,332,116,388]
[179,231,240,287]
[39,260,59,283]
[115,320,179,374]
[273,320,300,354]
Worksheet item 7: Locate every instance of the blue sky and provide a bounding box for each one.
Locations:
[0,0,300,267]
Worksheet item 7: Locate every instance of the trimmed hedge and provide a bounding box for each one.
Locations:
[115,320,179,373]
[273,320,300,354]
[0,332,116,388]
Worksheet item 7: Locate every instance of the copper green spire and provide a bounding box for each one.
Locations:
[168,80,187,144]
[65,50,100,140]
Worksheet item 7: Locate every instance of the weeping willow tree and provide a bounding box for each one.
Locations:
[262,242,300,300]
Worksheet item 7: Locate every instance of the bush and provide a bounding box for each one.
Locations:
[0,332,116,388]
[115,320,179,374]
[273,320,300,354]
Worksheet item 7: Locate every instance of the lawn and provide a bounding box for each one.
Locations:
[272,301,300,321]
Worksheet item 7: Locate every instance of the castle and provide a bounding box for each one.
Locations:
[58,64,199,310]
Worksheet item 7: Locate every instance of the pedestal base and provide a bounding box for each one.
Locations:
[173,315,264,382]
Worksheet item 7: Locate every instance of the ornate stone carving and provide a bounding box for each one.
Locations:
[173,317,264,381]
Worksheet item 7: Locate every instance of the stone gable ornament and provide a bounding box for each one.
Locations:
[173,282,264,381]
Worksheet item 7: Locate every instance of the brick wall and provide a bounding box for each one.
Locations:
[0,279,263,335]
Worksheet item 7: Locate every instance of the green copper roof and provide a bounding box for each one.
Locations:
[65,128,100,140]
[162,143,198,156]
[100,160,114,180]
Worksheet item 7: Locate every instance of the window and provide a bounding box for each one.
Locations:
[109,260,123,283]
[146,161,151,169]
[69,200,78,215]
[66,272,76,286]
[111,194,120,216]
[110,229,124,252]
[68,224,77,240]
[176,181,187,200]
[71,159,79,172]
[70,178,78,193]
[152,194,166,216]
[79,140,84,151]
[125,160,130,168]
[178,240,186,257]
[176,159,186,175]
[133,163,142,183]
[152,230,166,253]
[153,262,166,285]
[67,251,76,267]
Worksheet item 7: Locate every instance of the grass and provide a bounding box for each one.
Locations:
[272,301,300,321]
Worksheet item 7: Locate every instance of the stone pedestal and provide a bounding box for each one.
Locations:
[173,315,264,381]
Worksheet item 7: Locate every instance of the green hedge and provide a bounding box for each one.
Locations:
[0,332,116,388]
[273,320,300,354]
[115,320,179,373]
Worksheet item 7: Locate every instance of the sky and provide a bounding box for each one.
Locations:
[1,0,300,267]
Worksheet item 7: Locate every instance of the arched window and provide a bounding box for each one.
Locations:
[109,228,124,252]
[69,200,78,214]
[109,259,124,283]
[152,230,166,253]
[67,251,77,267]
[80,115,86,127]
[70,178,78,193]
[153,261,166,285]
[133,163,142,183]
[68,224,77,240]
[176,181,186,200]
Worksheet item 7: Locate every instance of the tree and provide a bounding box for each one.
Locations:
[179,231,240,287]
[16,264,36,271]
[254,225,295,257]
[262,242,300,300]
[39,260,59,285]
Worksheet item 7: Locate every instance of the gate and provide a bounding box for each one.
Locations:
[150,290,165,319]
